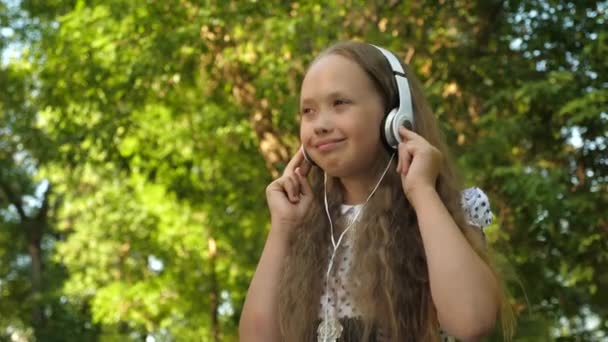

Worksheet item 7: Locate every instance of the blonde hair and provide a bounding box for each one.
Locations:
[278,41,514,341]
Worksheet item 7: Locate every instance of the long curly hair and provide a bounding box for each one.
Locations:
[278,41,514,341]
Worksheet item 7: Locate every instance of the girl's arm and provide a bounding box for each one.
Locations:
[239,224,289,341]
[241,148,313,340]
[410,186,499,341]
[396,126,498,341]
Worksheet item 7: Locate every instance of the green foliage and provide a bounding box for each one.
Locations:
[1,0,606,341]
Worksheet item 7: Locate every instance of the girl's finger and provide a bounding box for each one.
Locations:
[273,179,290,201]
[399,126,421,141]
[296,167,312,196]
[399,143,411,175]
[286,176,300,202]
[289,173,301,202]
[284,148,306,175]
[299,158,312,177]
[405,140,417,154]
[402,156,411,175]
[292,176,301,202]
[397,143,407,173]
[396,157,401,173]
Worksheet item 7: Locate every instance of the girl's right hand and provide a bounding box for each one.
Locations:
[265,147,314,232]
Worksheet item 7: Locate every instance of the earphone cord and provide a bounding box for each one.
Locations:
[321,153,395,337]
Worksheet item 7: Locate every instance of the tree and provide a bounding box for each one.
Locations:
[1,0,606,340]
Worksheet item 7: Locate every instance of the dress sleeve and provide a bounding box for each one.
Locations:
[460,187,493,230]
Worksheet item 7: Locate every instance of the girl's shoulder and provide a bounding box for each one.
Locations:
[460,187,493,230]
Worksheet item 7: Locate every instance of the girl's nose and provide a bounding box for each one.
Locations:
[314,125,331,135]
[313,112,334,135]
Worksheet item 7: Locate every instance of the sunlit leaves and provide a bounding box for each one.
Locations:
[1,0,606,341]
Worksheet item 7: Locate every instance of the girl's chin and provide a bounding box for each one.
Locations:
[321,156,388,179]
[319,164,359,179]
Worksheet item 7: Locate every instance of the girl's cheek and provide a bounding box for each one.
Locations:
[299,125,311,143]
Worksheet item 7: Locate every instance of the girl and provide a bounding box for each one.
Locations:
[240,41,513,341]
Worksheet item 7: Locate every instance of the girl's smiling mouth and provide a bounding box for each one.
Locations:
[315,138,346,152]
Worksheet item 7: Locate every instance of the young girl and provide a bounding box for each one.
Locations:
[240,41,513,341]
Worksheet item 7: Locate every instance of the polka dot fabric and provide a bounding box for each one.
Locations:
[461,187,493,230]
[318,188,493,341]
[318,204,363,319]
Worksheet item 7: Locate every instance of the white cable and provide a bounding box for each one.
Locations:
[321,153,395,340]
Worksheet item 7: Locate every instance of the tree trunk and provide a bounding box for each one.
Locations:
[28,235,44,331]
[208,237,220,342]
[0,181,51,337]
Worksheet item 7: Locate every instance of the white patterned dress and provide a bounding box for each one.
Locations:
[318,187,494,341]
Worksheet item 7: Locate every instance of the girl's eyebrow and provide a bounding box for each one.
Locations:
[300,97,314,107]
[325,90,350,99]
[300,90,351,105]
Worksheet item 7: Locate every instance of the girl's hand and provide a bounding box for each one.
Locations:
[265,148,314,232]
[395,126,442,200]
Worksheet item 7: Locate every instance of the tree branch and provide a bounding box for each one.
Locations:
[0,181,28,222]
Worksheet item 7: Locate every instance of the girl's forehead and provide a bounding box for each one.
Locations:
[304,54,363,81]
[300,54,372,99]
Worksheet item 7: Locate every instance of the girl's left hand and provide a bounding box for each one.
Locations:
[395,126,442,200]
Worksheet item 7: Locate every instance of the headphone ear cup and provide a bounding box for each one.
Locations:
[381,108,399,151]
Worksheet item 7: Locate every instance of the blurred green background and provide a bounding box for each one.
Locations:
[1,0,606,341]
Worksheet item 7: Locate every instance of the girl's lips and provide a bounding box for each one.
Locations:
[316,139,345,152]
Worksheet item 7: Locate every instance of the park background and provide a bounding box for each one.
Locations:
[1,0,606,341]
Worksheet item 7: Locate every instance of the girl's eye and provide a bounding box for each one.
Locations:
[300,107,312,116]
[334,99,349,106]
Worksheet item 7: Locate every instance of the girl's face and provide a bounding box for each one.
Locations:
[300,53,386,178]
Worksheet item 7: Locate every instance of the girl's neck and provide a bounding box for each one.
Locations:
[338,152,393,205]
[339,174,376,205]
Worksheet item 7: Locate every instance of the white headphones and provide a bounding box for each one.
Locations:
[373,45,416,150]
[302,44,415,166]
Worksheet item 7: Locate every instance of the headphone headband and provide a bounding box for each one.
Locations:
[371,44,415,149]
[372,45,405,74]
